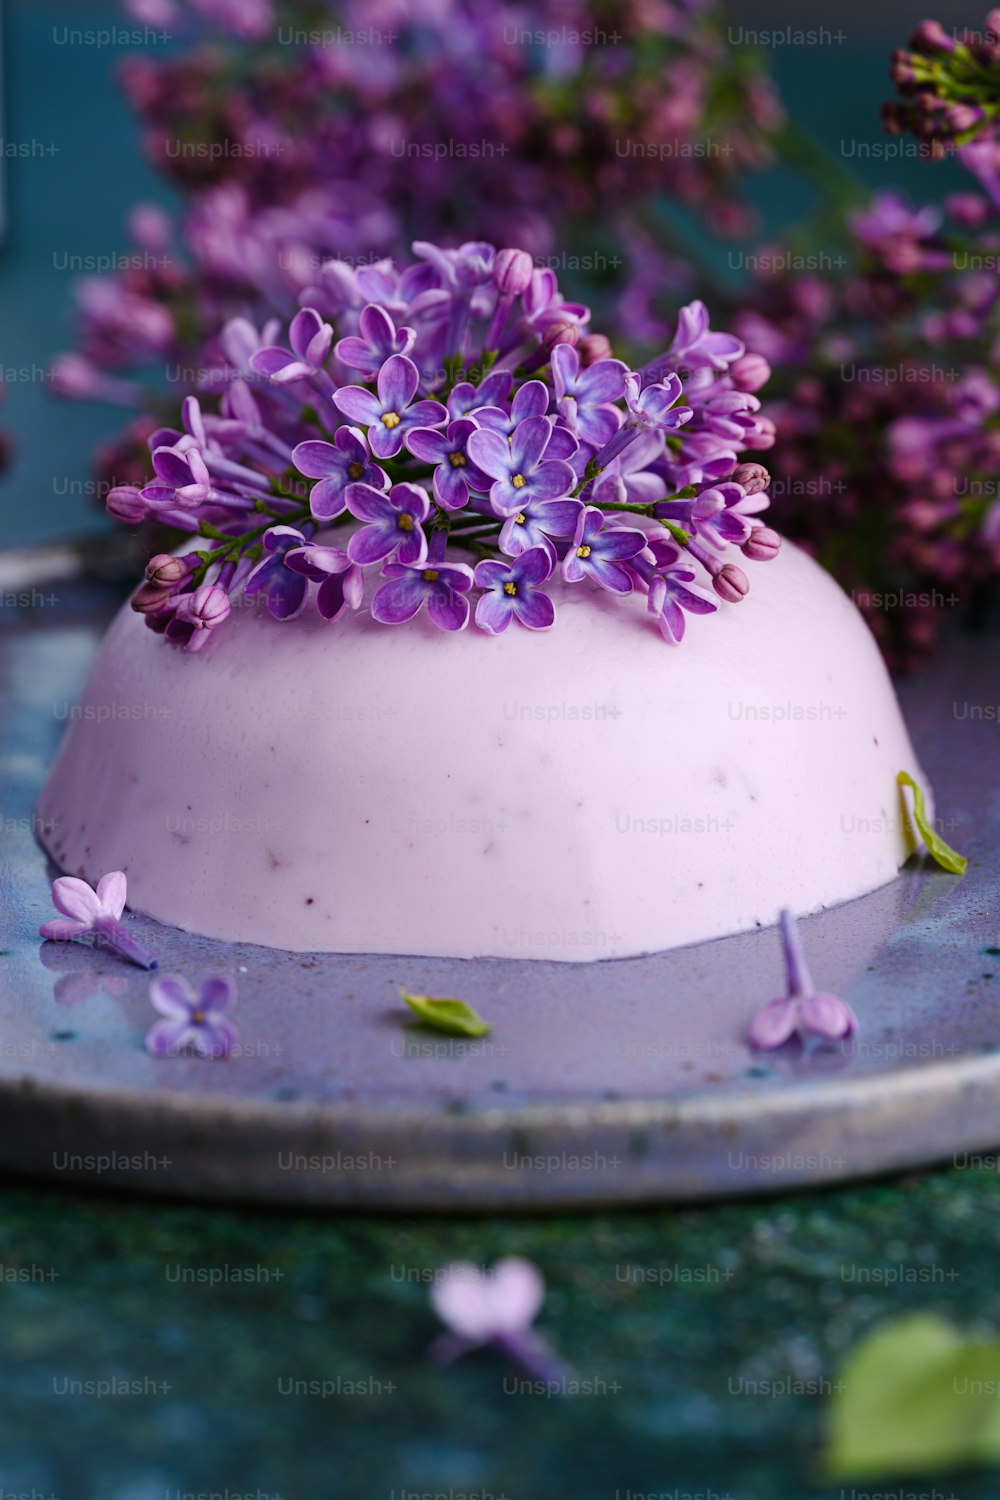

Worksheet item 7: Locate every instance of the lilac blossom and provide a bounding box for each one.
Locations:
[551,343,628,446]
[562,507,647,593]
[405,419,491,511]
[40,871,158,971]
[467,417,575,514]
[662,298,745,374]
[429,1258,571,1385]
[334,304,416,376]
[623,372,693,434]
[285,543,364,622]
[474,547,556,633]
[345,481,430,565]
[748,909,858,1050]
[251,308,334,386]
[371,558,474,631]
[244,527,311,619]
[94,240,781,650]
[334,354,447,459]
[292,429,387,521]
[641,539,718,644]
[146,974,240,1060]
[498,494,582,560]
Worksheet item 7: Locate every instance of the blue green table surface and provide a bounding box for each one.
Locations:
[3,2,999,1495]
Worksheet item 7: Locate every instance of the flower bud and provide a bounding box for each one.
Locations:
[493,248,534,297]
[910,19,954,53]
[145,552,186,588]
[742,526,781,562]
[578,334,613,366]
[731,462,771,495]
[107,485,149,523]
[889,50,919,87]
[881,101,906,134]
[946,191,989,227]
[130,582,172,615]
[713,563,749,603]
[743,416,776,451]
[944,104,984,135]
[542,321,579,352]
[186,584,231,629]
[730,353,771,393]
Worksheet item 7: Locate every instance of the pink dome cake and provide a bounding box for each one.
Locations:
[36,245,932,960]
[37,539,928,960]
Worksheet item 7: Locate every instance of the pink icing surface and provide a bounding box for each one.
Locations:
[38,542,930,960]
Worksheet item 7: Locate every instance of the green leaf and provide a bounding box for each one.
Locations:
[897,770,968,874]
[399,989,492,1038]
[827,1314,1000,1479]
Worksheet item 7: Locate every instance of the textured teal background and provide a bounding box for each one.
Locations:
[3,1169,1000,1498]
[3,4,999,1496]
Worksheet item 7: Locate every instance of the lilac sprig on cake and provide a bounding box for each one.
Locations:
[110,241,779,646]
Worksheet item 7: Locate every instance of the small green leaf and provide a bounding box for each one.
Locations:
[399,989,492,1037]
[897,770,968,874]
[827,1314,1000,1479]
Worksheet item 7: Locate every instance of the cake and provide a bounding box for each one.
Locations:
[36,243,933,961]
[37,538,928,961]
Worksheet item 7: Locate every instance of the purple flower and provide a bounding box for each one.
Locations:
[474,547,556,633]
[140,444,212,525]
[292,428,387,521]
[521,268,589,339]
[664,298,745,373]
[164,583,232,650]
[405,419,491,511]
[684,481,770,550]
[371,558,474,631]
[40,871,158,971]
[498,493,582,560]
[643,540,718,644]
[551,343,627,446]
[623,372,693,434]
[447,369,513,420]
[251,307,334,384]
[334,303,416,376]
[562,507,647,594]
[285,542,363,621]
[345,481,430,565]
[467,416,575,516]
[146,974,239,1059]
[474,378,550,436]
[748,909,858,1050]
[334,354,447,459]
[429,1258,570,1385]
[244,526,310,619]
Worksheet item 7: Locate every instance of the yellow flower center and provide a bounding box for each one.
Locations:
[514,513,526,525]
[576,544,592,558]
[448,452,466,468]
[422,568,439,582]
[347,462,364,480]
[511,473,527,489]
[503,581,518,596]
[398,513,414,532]
[192,1009,205,1024]
[381,411,401,429]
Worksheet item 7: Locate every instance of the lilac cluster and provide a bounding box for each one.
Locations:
[732,172,1000,666]
[111,242,779,646]
[50,0,782,483]
[884,12,1000,152]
